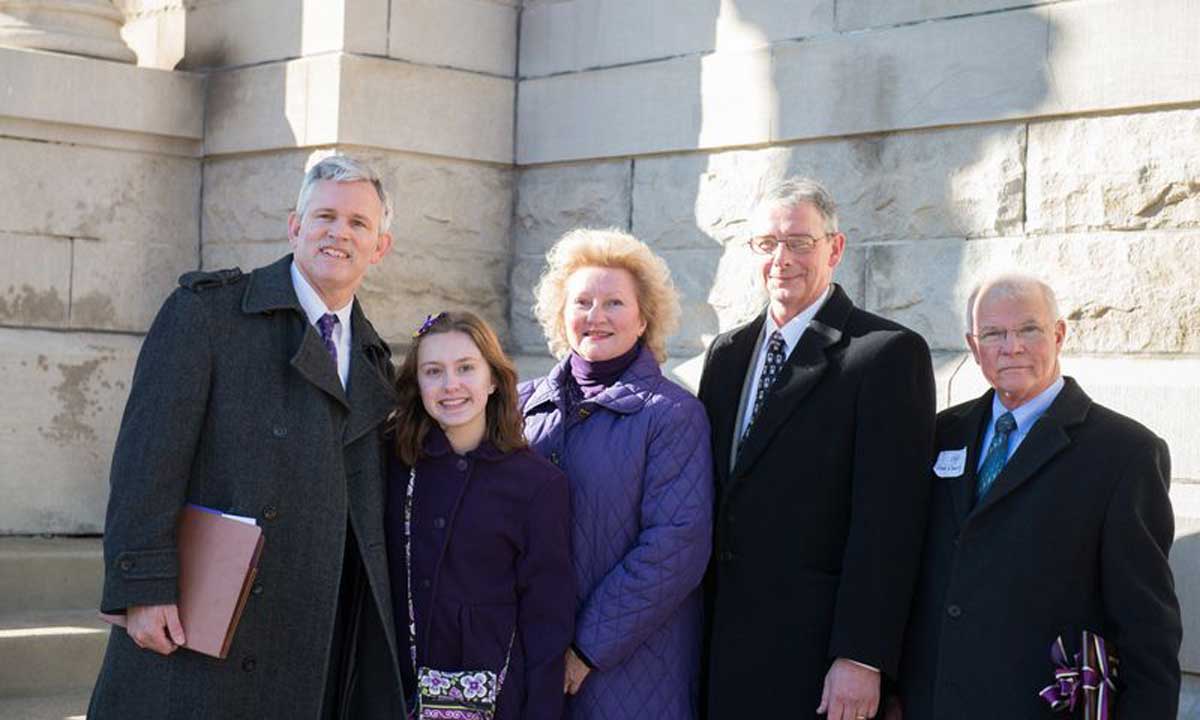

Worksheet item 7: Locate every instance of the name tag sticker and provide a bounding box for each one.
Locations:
[933,447,968,478]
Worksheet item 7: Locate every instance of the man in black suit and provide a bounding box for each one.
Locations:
[699,178,936,720]
[897,274,1181,719]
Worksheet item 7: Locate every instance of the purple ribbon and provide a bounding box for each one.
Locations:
[1038,631,1118,720]
[413,312,447,338]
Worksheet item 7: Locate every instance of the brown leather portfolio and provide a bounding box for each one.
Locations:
[101,504,265,659]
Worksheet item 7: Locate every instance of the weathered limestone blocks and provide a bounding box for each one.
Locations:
[520,0,834,78]
[206,53,513,163]
[203,149,513,346]
[1027,108,1200,234]
[0,0,135,63]
[835,0,1055,31]
[0,232,71,327]
[390,0,517,76]
[514,160,632,256]
[0,138,200,332]
[866,232,1200,355]
[519,0,1200,164]
[0,329,141,534]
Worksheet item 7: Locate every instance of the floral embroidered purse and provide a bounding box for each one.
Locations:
[405,469,513,720]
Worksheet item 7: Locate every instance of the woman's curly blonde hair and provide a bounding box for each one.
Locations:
[533,228,681,363]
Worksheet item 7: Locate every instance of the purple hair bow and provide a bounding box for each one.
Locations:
[412,312,447,338]
[1038,631,1118,720]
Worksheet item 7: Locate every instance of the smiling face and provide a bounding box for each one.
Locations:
[417,330,495,449]
[288,179,393,311]
[751,201,844,326]
[563,266,648,362]
[967,287,1066,410]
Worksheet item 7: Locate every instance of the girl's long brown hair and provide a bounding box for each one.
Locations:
[391,311,527,465]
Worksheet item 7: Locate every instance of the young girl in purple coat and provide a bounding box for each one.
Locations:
[387,311,575,720]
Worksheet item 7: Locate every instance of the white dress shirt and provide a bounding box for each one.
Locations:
[738,286,832,440]
[290,262,353,388]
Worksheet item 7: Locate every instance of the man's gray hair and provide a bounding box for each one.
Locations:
[295,154,394,233]
[966,273,1062,332]
[754,176,840,234]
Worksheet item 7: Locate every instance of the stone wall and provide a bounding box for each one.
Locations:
[510,0,1200,690]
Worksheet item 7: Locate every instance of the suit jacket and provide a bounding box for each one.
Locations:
[698,284,936,718]
[899,377,1182,720]
[89,255,407,720]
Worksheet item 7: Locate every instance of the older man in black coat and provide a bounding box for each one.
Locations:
[88,155,407,719]
[699,178,936,720]
[896,274,1181,719]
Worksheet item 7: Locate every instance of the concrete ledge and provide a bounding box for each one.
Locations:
[0,330,142,534]
[390,0,517,77]
[0,47,203,145]
[0,689,90,720]
[206,54,514,163]
[0,610,108,696]
[836,0,1055,32]
[0,539,102,615]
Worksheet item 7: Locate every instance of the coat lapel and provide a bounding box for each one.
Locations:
[729,285,852,484]
[970,377,1091,519]
[343,304,398,447]
[706,317,764,488]
[242,254,349,408]
[942,393,993,528]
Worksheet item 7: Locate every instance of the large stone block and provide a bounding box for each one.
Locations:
[201,150,310,265]
[509,254,551,355]
[0,47,203,147]
[514,160,632,257]
[0,330,142,534]
[389,0,518,76]
[0,232,70,328]
[836,0,1056,31]
[866,232,1200,355]
[520,0,834,77]
[1027,109,1200,234]
[207,54,514,163]
[633,124,1024,250]
[71,236,198,333]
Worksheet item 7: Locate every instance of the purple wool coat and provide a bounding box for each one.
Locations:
[385,428,575,720]
[519,346,714,720]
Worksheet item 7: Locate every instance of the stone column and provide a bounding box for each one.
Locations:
[0,0,134,63]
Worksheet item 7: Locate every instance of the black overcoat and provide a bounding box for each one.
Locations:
[698,284,936,718]
[88,256,407,719]
[898,378,1182,719]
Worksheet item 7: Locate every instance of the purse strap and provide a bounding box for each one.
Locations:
[404,467,516,684]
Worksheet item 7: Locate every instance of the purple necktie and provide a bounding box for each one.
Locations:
[316,313,339,369]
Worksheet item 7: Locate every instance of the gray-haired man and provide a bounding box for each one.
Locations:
[89,155,407,719]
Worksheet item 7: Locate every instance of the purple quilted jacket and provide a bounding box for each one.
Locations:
[519,346,714,720]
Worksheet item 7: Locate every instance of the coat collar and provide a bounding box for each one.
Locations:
[945,376,1091,526]
[525,344,663,416]
[421,425,507,462]
[239,255,396,432]
[729,284,851,481]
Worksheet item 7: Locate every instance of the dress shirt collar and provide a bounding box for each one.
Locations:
[289,261,354,330]
[989,375,1065,433]
[766,284,832,355]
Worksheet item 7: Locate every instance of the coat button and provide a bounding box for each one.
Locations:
[432,517,446,529]
[262,505,278,521]
[251,583,264,596]
[579,407,591,419]
[947,604,963,619]
[419,578,432,590]
[242,657,256,672]
[118,559,133,571]
[271,425,287,438]
[456,459,468,471]
[719,551,734,562]
[550,452,560,466]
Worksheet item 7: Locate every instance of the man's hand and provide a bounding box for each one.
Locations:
[817,658,880,719]
[126,604,186,655]
[563,647,592,695]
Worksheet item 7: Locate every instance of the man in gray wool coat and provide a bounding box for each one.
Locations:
[88,154,408,719]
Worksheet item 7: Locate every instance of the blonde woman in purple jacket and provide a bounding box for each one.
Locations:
[518,228,714,720]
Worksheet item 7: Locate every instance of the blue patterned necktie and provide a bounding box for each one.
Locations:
[316,313,339,368]
[740,330,786,445]
[975,411,1017,505]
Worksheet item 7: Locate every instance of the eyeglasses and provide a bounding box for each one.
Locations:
[969,324,1047,347]
[747,234,827,255]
